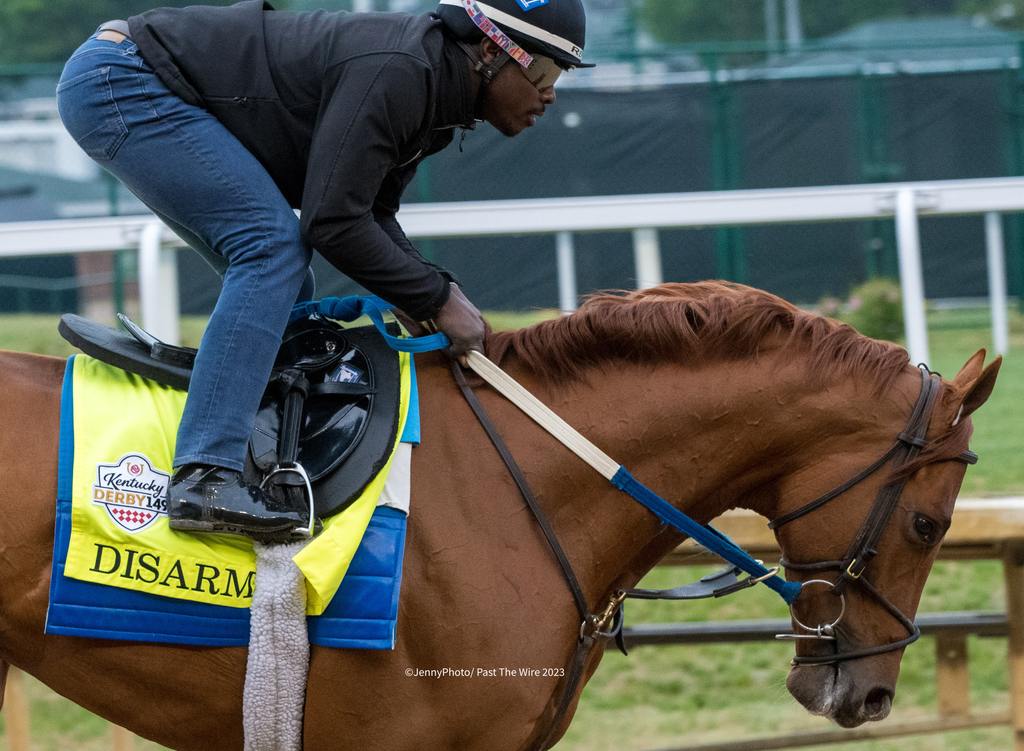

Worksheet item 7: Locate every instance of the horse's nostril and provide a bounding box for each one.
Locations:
[863,686,893,717]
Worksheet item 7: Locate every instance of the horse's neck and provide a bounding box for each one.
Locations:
[489,354,909,599]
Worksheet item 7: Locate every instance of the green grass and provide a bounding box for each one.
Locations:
[0,673,168,751]
[926,310,1024,496]
[0,314,211,357]
[560,560,1010,750]
[0,306,1021,750]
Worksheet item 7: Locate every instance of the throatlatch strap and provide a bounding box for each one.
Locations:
[767,443,902,530]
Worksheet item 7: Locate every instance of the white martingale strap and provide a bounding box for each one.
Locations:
[466,351,619,478]
[443,0,583,64]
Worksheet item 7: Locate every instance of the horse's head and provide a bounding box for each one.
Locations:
[771,349,1000,727]
[489,283,1002,729]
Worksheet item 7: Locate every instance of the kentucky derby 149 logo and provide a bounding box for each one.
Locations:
[92,454,169,533]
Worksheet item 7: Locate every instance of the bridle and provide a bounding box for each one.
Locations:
[448,358,977,746]
[770,364,978,665]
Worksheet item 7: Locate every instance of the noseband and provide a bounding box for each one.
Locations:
[770,364,977,665]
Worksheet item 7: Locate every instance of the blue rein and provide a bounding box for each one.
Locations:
[610,468,800,603]
[290,295,450,353]
[294,295,801,605]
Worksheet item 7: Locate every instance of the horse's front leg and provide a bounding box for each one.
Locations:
[303,645,561,751]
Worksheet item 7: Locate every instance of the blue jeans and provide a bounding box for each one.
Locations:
[57,33,316,471]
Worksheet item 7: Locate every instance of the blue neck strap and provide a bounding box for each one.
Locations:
[294,296,800,604]
[290,295,450,353]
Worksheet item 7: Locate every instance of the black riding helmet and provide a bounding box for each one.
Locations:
[435,0,595,71]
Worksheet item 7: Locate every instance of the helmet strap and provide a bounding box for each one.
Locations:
[455,39,511,86]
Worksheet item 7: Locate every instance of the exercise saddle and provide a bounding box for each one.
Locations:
[58,310,402,520]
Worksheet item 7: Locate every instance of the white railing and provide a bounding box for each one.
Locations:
[0,176,1019,360]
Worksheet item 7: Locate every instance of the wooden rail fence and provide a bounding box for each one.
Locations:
[629,497,1024,751]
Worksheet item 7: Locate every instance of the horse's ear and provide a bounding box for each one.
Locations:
[949,349,1001,423]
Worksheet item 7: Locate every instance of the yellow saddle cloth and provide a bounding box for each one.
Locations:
[63,351,411,616]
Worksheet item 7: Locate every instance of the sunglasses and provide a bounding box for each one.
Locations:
[521,53,563,90]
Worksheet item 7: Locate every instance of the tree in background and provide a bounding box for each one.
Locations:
[7,0,1024,65]
[638,0,1024,45]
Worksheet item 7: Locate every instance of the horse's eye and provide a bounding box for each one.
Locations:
[913,514,939,545]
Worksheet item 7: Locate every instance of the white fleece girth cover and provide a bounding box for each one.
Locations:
[240,441,415,749]
[243,539,310,751]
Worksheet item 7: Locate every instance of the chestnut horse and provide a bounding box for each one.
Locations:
[0,282,1000,750]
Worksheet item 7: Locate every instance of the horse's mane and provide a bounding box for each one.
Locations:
[487,281,909,389]
[486,281,971,474]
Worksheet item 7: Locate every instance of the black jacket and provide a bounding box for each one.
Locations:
[128,0,477,320]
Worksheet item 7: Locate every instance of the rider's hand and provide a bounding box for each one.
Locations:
[431,283,485,360]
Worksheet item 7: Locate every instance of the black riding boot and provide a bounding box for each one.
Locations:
[167,464,310,542]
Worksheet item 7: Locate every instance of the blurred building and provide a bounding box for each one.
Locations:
[1,6,1022,314]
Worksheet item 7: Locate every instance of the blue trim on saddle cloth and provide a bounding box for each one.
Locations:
[45,355,414,648]
[610,467,802,605]
[400,357,420,445]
